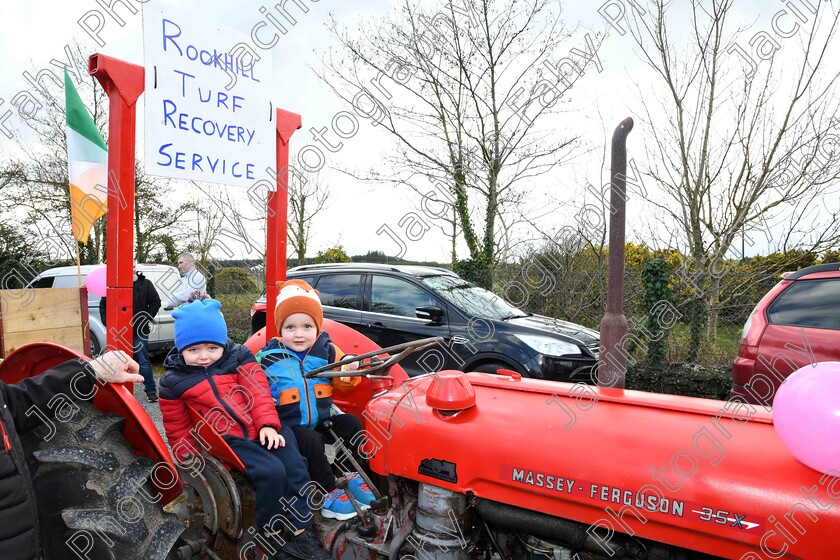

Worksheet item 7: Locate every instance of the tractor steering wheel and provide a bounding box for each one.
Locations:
[305,337,444,379]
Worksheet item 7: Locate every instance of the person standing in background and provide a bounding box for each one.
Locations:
[167,253,207,307]
[99,264,162,402]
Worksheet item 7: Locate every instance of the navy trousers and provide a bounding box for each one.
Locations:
[224,424,313,533]
[291,413,367,491]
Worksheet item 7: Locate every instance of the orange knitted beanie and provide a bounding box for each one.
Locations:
[274,279,323,332]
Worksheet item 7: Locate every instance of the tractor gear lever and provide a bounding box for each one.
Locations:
[337,478,377,539]
[322,421,389,511]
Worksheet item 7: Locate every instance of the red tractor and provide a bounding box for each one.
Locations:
[0,54,836,560]
[5,324,838,559]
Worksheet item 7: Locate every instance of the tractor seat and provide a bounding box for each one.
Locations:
[186,405,246,472]
[184,406,340,471]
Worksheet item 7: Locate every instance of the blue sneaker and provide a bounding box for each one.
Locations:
[321,488,357,520]
[344,472,375,506]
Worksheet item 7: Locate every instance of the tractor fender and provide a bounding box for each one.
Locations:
[0,342,183,505]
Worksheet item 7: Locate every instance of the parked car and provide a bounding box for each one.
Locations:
[250,263,600,381]
[731,262,840,407]
[27,263,182,355]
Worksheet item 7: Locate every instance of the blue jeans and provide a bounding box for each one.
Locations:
[133,333,155,395]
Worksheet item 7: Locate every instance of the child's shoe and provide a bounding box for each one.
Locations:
[278,529,329,560]
[321,488,357,520]
[344,472,376,506]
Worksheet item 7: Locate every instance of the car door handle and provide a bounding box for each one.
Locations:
[369,322,386,328]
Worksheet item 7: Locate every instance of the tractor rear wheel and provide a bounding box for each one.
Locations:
[22,401,184,560]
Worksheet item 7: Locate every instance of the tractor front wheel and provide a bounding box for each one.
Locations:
[23,401,185,560]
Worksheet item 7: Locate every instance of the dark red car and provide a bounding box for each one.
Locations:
[731,262,840,407]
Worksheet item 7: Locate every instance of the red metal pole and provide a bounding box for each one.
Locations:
[265,109,302,341]
[88,54,144,355]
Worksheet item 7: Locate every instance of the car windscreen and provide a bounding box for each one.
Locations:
[421,275,528,320]
[50,274,101,306]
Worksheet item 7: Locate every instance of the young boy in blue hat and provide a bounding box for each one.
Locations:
[257,280,375,521]
[158,297,328,560]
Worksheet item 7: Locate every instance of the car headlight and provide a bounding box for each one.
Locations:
[514,334,580,357]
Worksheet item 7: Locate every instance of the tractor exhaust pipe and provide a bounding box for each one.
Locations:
[597,117,634,388]
[474,498,638,558]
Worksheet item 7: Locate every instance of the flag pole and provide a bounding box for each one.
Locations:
[74,241,83,287]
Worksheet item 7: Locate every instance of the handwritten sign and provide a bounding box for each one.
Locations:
[142,3,274,188]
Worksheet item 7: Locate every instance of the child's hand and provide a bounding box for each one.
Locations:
[259,427,285,450]
[341,361,359,372]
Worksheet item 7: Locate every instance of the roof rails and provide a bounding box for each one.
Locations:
[289,263,403,273]
[421,265,456,274]
[785,262,840,281]
[288,262,455,276]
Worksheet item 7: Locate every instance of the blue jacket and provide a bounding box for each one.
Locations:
[257,332,356,429]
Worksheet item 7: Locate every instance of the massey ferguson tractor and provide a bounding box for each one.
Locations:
[0,54,836,560]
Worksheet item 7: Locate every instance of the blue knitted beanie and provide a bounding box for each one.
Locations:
[173,298,228,351]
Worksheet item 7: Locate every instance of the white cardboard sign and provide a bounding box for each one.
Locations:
[143,3,274,188]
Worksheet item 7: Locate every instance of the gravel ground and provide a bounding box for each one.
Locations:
[133,381,166,435]
[133,357,167,446]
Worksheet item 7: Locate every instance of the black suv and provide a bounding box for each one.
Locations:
[250,263,600,381]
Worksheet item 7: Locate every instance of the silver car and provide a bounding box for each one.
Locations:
[27,263,181,355]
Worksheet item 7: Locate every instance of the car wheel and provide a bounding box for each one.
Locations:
[472,362,512,375]
[89,330,102,357]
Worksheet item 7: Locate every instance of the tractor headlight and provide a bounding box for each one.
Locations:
[514,334,580,357]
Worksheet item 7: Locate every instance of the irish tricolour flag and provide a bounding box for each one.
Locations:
[65,68,107,244]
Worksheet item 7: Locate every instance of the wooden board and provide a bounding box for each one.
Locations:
[0,288,90,357]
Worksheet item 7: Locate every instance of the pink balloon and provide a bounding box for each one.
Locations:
[773,362,840,474]
[85,266,108,298]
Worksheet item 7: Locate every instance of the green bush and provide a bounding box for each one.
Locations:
[640,258,671,367]
[214,267,260,294]
[315,245,352,264]
[216,292,261,343]
[227,327,252,345]
[626,362,732,400]
[455,255,493,289]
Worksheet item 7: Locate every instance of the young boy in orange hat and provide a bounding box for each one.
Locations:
[257,280,375,520]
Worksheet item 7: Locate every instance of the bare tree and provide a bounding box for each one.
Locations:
[0,47,107,264]
[187,205,224,271]
[134,166,190,263]
[320,0,601,286]
[1,44,184,266]
[187,182,233,270]
[288,164,330,266]
[624,0,840,350]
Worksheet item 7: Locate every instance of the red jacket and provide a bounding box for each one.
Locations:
[159,341,280,456]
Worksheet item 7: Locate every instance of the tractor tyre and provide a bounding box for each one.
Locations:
[22,401,184,560]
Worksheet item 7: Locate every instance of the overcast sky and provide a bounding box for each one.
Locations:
[1,0,837,263]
